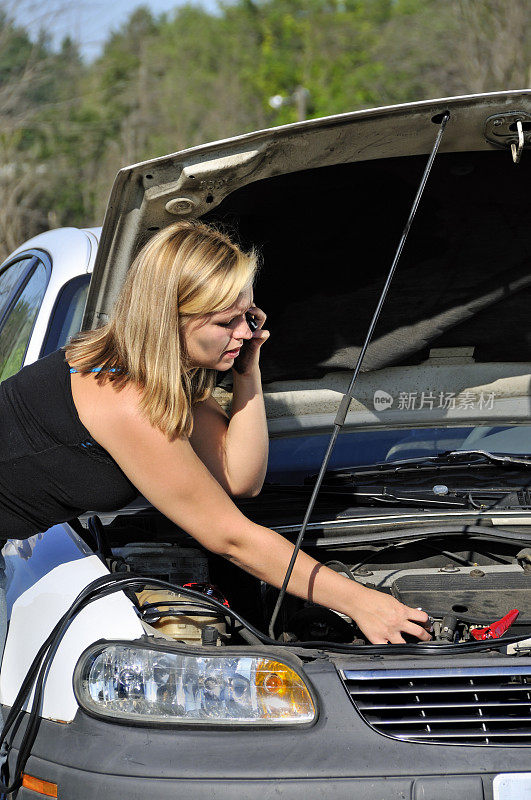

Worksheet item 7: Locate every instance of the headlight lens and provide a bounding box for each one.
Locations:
[75,643,316,726]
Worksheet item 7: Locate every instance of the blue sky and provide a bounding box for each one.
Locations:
[12,0,217,60]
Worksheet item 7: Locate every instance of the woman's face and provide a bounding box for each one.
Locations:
[183,288,254,371]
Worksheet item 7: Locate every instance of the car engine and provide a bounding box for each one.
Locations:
[96,513,531,650]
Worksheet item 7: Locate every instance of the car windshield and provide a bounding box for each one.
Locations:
[266,425,531,485]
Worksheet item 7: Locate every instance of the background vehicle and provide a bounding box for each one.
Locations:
[0,227,97,381]
[0,90,530,800]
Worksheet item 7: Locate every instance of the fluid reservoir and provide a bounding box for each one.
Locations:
[136,588,226,645]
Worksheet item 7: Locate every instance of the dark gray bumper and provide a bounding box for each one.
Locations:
[17,770,489,800]
[7,659,531,799]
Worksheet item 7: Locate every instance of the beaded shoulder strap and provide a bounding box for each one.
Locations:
[69,367,121,374]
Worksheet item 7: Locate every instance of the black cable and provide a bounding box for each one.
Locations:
[87,515,113,561]
[483,551,514,565]
[0,574,114,793]
[349,541,411,574]
[141,609,226,622]
[0,574,268,793]
[324,560,356,579]
[268,111,451,639]
[467,492,486,510]
[418,541,474,566]
[283,633,531,656]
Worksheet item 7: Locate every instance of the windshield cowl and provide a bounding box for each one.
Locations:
[317,449,531,482]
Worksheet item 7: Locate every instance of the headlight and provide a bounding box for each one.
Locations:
[74,642,316,726]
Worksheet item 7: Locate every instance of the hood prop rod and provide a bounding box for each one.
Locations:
[268,111,450,639]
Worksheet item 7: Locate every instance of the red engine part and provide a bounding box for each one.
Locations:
[470,609,519,640]
[183,582,230,607]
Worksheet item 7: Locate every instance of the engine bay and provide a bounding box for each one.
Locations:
[92,512,531,652]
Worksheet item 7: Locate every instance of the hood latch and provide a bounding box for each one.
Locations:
[484,111,531,165]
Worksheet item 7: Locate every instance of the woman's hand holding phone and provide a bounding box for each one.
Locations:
[233,305,269,375]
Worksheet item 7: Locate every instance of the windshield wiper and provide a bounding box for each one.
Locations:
[261,482,520,511]
[260,483,470,508]
[320,449,531,481]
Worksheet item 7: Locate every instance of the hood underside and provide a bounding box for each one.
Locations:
[83,91,531,426]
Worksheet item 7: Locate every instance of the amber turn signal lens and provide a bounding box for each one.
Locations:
[22,774,58,797]
[255,658,316,720]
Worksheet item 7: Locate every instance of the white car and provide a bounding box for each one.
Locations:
[0,90,530,800]
[0,227,97,379]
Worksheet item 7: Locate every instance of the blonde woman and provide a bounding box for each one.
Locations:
[0,220,430,645]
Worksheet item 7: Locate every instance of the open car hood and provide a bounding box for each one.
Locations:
[84,91,531,433]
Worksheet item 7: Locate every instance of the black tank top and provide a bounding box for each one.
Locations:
[0,349,138,541]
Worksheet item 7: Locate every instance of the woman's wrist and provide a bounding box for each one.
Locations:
[230,364,265,420]
[330,572,370,617]
[232,363,262,384]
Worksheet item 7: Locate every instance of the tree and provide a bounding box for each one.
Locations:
[366,0,530,106]
[1,0,528,260]
[456,0,530,92]
[0,10,49,259]
[0,4,85,260]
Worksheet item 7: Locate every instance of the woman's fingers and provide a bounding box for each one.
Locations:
[388,632,406,644]
[403,606,432,640]
[249,304,267,329]
[377,619,431,645]
[402,620,432,641]
[246,304,269,355]
[233,322,269,375]
[251,329,270,345]
[351,588,432,644]
[397,604,432,641]
[407,605,430,624]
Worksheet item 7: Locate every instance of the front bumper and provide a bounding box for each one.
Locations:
[15,768,493,800]
[6,658,531,800]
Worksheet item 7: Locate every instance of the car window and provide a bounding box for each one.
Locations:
[0,261,48,381]
[41,274,90,356]
[0,258,33,319]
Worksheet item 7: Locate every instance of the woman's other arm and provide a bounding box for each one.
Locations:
[190,304,269,498]
[190,368,268,498]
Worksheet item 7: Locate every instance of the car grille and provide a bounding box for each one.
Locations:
[342,666,531,745]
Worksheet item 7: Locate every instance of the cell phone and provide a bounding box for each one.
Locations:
[245,312,258,331]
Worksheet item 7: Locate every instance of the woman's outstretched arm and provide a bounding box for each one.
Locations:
[98,396,430,646]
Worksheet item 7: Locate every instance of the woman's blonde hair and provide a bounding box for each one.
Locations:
[65,219,259,439]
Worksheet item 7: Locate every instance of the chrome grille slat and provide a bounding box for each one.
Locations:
[352,684,530,695]
[358,701,531,711]
[376,715,531,725]
[342,666,531,745]
[398,731,531,741]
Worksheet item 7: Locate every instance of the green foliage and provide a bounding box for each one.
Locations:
[0,0,529,258]
[0,11,35,85]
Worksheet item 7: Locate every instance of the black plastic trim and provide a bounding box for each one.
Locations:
[40,273,90,357]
